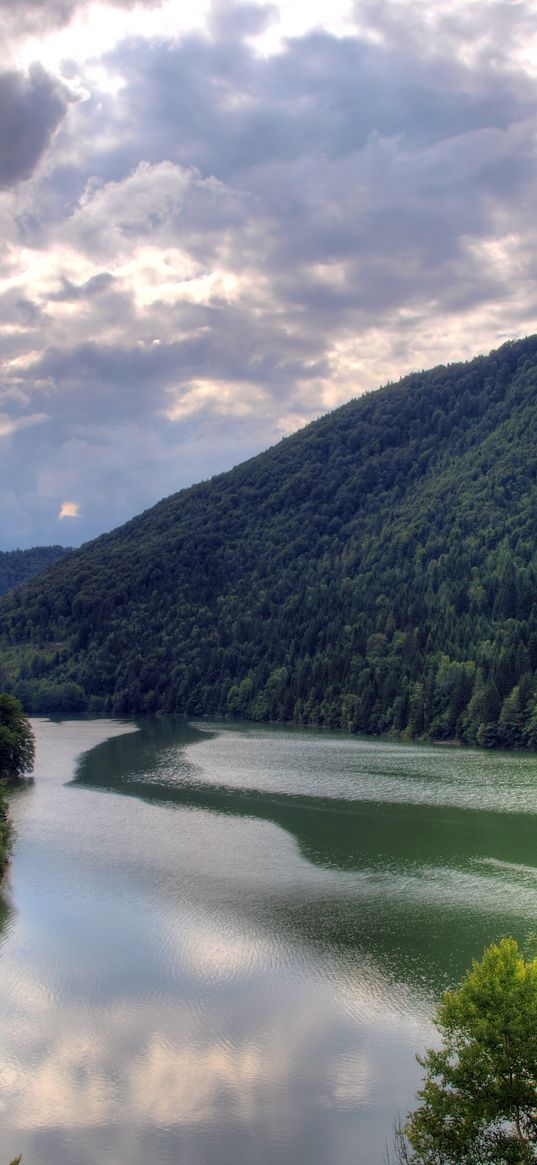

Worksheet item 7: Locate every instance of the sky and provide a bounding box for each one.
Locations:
[1,0,537,549]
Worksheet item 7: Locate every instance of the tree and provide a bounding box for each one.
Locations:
[0,781,13,877]
[0,694,34,781]
[397,939,537,1164]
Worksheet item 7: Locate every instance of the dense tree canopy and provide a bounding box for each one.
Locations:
[0,694,35,781]
[398,938,537,1165]
[2,336,537,746]
[0,546,69,598]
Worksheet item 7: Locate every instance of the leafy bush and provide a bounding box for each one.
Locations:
[397,939,537,1164]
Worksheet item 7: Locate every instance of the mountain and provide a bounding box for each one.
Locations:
[0,546,70,598]
[2,335,537,747]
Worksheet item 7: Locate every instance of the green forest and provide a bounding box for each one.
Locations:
[2,335,537,748]
[0,547,69,598]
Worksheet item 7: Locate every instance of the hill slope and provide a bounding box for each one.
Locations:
[0,546,70,598]
[2,335,537,746]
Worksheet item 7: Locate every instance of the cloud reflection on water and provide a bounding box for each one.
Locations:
[1,717,534,1165]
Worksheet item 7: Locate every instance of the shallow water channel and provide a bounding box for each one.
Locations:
[1,717,537,1165]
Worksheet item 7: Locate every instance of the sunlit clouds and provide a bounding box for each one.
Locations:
[58,501,81,520]
[1,0,537,545]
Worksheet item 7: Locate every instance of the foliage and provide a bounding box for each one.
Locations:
[3,337,537,746]
[0,781,12,878]
[0,694,35,781]
[0,694,33,882]
[0,546,69,598]
[398,939,537,1165]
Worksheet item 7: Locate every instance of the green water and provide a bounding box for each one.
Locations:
[1,717,536,1165]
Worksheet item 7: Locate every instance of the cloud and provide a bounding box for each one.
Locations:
[56,13,535,349]
[0,65,73,188]
[1,1,537,546]
[65,160,191,259]
[59,501,81,519]
[0,0,166,42]
[0,412,48,438]
[49,272,115,302]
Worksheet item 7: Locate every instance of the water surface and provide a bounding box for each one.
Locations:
[1,718,536,1165]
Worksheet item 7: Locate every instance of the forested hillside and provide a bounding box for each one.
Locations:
[0,547,69,597]
[2,336,537,747]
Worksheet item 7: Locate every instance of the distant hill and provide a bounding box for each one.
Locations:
[0,546,70,598]
[2,335,537,747]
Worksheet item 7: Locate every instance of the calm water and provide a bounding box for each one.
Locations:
[1,718,537,1165]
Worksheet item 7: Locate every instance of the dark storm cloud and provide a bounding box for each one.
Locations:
[0,65,72,188]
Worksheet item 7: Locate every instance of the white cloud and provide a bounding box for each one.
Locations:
[67,160,191,258]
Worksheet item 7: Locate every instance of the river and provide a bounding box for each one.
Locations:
[1,716,536,1165]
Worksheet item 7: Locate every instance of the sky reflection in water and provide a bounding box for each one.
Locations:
[0,718,536,1165]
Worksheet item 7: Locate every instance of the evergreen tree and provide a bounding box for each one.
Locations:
[0,694,35,781]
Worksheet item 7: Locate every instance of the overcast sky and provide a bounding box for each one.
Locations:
[1,0,536,548]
